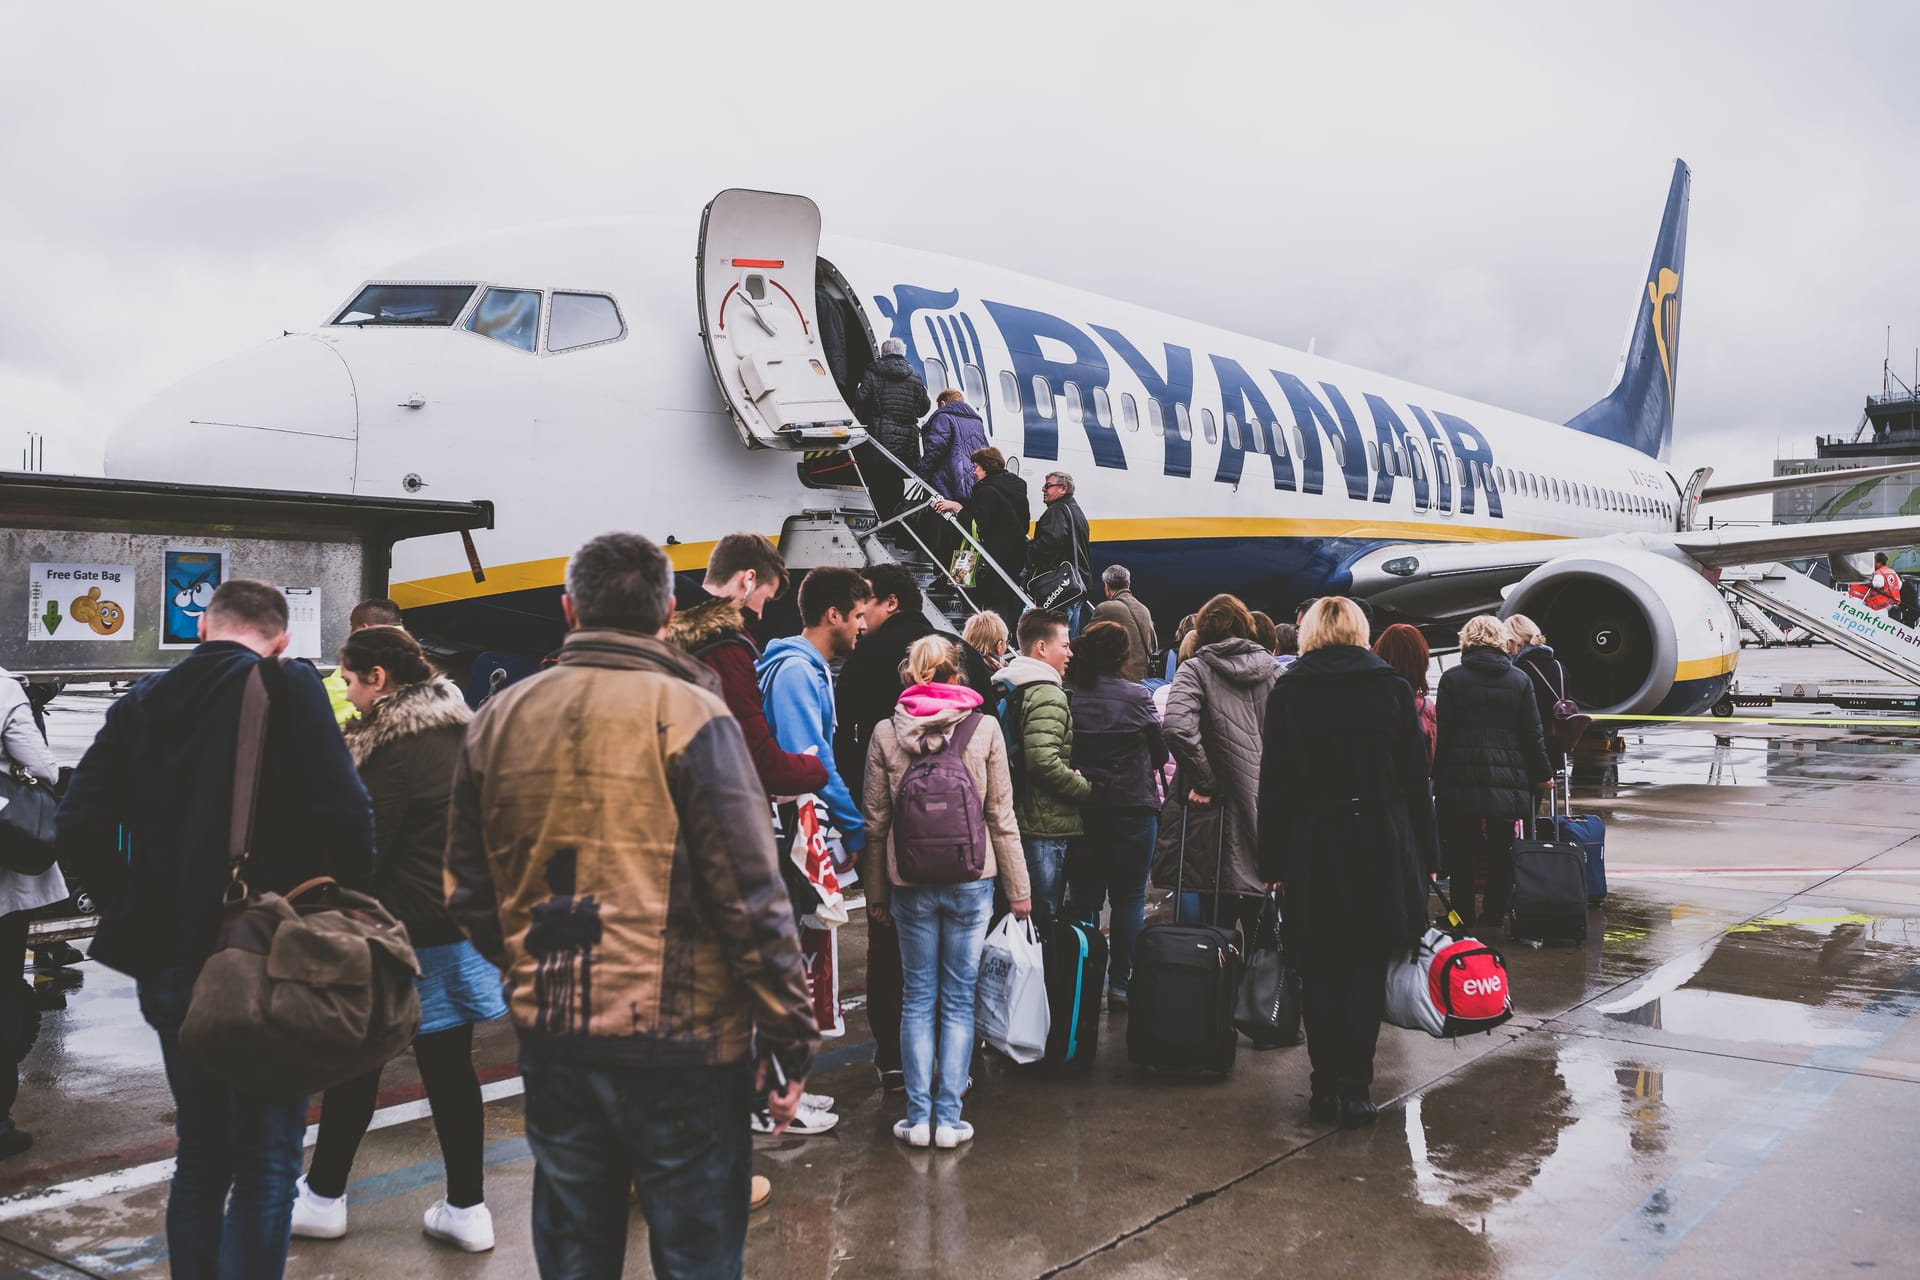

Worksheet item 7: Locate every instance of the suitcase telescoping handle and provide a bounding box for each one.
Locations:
[1528,765,1570,841]
[1173,796,1231,926]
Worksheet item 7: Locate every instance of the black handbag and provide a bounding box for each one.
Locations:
[0,771,58,875]
[1026,560,1088,610]
[1231,892,1302,1048]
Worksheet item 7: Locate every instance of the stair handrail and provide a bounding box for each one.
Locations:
[848,439,1036,614]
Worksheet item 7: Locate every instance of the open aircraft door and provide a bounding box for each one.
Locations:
[697,189,865,451]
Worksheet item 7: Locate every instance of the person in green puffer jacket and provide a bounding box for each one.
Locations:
[990,607,1091,915]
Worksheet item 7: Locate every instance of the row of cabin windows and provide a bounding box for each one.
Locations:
[935,366,1680,523]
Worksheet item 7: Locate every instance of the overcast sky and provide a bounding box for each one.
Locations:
[5,2,1918,519]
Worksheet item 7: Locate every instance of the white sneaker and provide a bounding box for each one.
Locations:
[934,1121,974,1149]
[289,1176,347,1240]
[751,1104,839,1136]
[892,1119,931,1148]
[801,1091,835,1112]
[422,1198,495,1252]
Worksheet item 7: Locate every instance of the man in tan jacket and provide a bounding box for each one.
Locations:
[1090,564,1160,682]
[446,531,817,1278]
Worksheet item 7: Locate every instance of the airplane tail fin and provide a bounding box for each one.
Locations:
[1565,158,1690,462]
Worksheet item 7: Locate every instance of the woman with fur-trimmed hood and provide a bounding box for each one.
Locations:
[290,626,506,1253]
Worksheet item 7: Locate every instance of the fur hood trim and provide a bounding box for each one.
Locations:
[665,597,749,655]
[345,676,471,767]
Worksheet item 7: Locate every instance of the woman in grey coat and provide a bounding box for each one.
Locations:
[1152,594,1279,939]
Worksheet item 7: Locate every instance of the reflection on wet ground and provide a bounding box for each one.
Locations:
[3,674,1920,1275]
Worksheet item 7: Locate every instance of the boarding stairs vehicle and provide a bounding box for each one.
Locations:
[1717,569,1812,648]
[695,188,1033,636]
[1721,561,1920,686]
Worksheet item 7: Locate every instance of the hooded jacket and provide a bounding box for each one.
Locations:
[957,469,1032,586]
[1256,645,1439,955]
[1432,646,1553,818]
[759,635,865,852]
[1514,642,1572,771]
[834,610,997,788]
[860,682,1029,909]
[1066,673,1167,812]
[854,353,931,455]
[666,598,829,799]
[56,642,374,978]
[992,655,1091,838]
[345,675,472,947]
[1153,637,1279,897]
[916,401,989,501]
[445,628,817,1077]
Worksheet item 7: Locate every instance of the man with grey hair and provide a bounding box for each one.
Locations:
[446,531,818,1276]
[1092,563,1160,681]
[1030,469,1092,634]
[854,336,932,519]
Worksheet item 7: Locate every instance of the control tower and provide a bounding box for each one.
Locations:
[1773,386,1920,574]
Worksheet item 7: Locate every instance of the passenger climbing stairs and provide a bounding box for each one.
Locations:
[1722,562,1920,684]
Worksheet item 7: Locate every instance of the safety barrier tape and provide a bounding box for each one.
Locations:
[1591,713,1920,727]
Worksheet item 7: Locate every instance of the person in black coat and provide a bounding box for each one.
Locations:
[939,446,1031,630]
[853,339,931,519]
[1029,471,1092,632]
[1257,597,1438,1129]
[1432,615,1554,929]
[1507,613,1572,775]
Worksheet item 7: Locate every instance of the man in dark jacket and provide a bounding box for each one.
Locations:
[937,446,1031,630]
[1432,615,1554,928]
[56,579,374,1279]
[833,564,993,1092]
[1030,470,1093,634]
[853,337,931,520]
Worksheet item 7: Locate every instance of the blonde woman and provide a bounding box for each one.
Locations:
[961,610,1009,670]
[1431,615,1553,929]
[1506,614,1574,773]
[862,636,1030,1149]
[1257,598,1437,1127]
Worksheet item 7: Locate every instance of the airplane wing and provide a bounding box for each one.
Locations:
[1345,515,1920,619]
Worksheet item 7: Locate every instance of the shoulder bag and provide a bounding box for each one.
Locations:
[178,663,421,1097]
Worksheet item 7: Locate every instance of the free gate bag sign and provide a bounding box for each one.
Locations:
[27,563,136,641]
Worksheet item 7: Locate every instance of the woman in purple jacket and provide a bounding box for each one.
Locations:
[916,390,990,502]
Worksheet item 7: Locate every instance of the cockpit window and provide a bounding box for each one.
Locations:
[332,284,476,327]
[465,287,541,352]
[547,293,624,352]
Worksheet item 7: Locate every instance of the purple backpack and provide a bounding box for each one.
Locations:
[892,714,989,884]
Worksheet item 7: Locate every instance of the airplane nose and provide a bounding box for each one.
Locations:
[105,335,358,492]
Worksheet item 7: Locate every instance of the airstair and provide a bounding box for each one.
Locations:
[1722,561,1920,684]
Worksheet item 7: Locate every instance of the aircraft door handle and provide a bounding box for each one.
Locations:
[399,396,426,409]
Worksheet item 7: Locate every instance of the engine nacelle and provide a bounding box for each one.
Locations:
[1501,548,1737,716]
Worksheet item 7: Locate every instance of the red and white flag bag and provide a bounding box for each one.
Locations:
[1383,888,1514,1039]
[789,798,847,1037]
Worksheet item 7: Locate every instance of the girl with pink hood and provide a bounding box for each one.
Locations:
[862,636,1030,1149]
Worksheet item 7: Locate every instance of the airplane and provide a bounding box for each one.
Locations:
[102,159,1920,716]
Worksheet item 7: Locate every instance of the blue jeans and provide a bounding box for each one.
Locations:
[136,966,309,1280]
[1066,601,1085,637]
[1065,811,1158,993]
[892,880,994,1128]
[1021,836,1070,915]
[520,1054,751,1280]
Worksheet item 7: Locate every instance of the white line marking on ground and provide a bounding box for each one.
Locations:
[0,1076,524,1222]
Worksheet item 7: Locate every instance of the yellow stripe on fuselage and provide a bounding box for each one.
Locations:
[389,518,1568,609]
[1674,651,1738,682]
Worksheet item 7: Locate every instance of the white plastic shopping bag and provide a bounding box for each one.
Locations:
[976,916,1049,1063]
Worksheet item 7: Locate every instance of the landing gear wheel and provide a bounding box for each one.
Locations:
[1712,694,1735,718]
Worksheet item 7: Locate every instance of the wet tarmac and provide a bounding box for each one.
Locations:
[6,647,1920,1277]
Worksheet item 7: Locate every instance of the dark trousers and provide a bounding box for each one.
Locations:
[0,913,33,1127]
[1439,809,1516,928]
[520,1054,751,1280]
[867,914,904,1074]
[1064,811,1158,992]
[137,966,309,1280]
[307,1023,486,1206]
[1298,948,1388,1100]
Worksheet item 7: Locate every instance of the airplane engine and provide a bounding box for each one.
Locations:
[1501,548,1737,716]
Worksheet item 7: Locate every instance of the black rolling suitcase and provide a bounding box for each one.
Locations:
[1024,908,1107,1076]
[1127,809,1242,1073]
[1511,782,1589,944]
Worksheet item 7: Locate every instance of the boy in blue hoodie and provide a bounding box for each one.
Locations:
[757,567,873,862]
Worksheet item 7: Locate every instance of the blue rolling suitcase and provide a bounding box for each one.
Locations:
[1555,813,1607,904]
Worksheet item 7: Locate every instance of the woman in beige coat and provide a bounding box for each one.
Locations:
[863,636,1030,1150]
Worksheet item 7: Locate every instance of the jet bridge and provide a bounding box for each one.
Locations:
[1721,561,1920,686]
